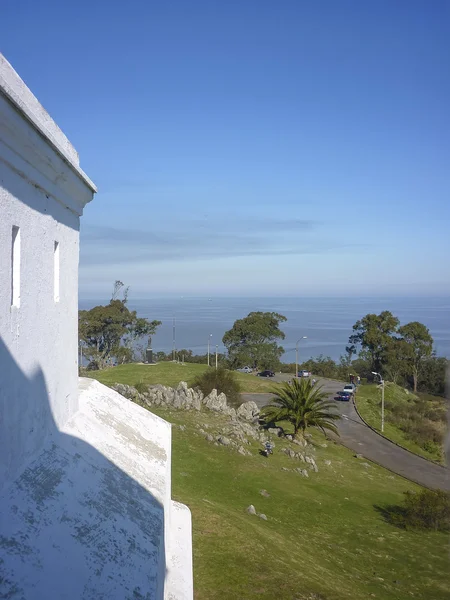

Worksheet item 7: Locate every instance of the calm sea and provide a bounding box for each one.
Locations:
[78,297,450,362]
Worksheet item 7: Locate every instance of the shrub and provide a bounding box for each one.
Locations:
[192,367,241,407]
[422,441,442,456]
[135,381,149,395]
[381,489,450,532]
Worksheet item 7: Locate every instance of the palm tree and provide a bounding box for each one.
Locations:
[261,378,340,439]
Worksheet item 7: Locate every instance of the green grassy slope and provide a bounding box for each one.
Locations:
[355,384,445,464]
[88,362,279,393]
[146,405,448,600]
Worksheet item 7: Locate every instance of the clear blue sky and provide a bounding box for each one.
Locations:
[3,0,449,298]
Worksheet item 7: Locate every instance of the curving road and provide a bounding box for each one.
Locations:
[242,375,449,491]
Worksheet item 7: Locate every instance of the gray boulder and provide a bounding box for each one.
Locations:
[259,489,270,498]
[203,389,228,412]
[217,436,231,446]
[267,427,283,437]
[246,505,257,515]
[292,437,307,447]
[236,401,260,422]
[224,407,237,419]
[296,468,309,477]
[258,513,268,521]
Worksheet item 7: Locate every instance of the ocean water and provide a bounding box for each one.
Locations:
[78,297,450,362]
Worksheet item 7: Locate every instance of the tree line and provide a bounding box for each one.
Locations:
[78,289,446,395]
[220,309,446,395]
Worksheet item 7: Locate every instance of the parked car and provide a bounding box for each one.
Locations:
[334,391,351,401]
[343,384,356,396]
[297,370,311,378]
[237,366,252,374]
[257,370,275,377]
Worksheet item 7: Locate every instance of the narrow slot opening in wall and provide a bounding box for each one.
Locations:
[54,241,60,302]
[11,226,20,307]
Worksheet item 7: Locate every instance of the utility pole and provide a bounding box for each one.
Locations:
[207,334,212,366]
[79,342,83,368]
[372,372,385,433]
[295,336,307,378]
[215,345,218,370]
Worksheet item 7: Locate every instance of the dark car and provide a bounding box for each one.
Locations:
[334,391,351,401]
[257,370,275,377]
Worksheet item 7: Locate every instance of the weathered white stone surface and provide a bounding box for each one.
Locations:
[0,53,96,488]
[0,378,193,599]
[0,54,192,599]
[165,501,194,600]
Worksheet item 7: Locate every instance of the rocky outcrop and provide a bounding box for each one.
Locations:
[282,448,318,472]
[111,381,252,421]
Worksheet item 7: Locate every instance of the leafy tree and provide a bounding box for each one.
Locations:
[222,311,287,370]
[78,281,161,369]
[261,379,340,439]
[383,338,410,385]
[115,346,133,364]
[398,322,434,392]
[417,355,447,396]
[192,367,241,406]
[348,311,400,374]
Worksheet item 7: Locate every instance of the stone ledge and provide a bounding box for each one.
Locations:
[0,53,96,192]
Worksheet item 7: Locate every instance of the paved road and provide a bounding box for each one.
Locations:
[242,376,449,491]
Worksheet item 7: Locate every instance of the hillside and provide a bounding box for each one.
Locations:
[355,383,446,464]
[85,376,449,599]
[135,394,448,599]
[87,362,279,394]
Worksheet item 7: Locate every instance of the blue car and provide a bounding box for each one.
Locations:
[334,391,351,401]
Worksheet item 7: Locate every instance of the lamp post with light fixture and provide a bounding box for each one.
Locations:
[295,336,308,378]
[372,371,385,432]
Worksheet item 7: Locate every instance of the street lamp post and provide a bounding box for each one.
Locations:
[295,336,308,378]
[207,334,212,366]
[215,345,218,370]
[372,372,385,432]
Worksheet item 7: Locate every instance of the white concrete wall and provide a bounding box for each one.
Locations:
[0,54,96,489]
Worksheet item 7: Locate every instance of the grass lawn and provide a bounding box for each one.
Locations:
[142,403,449,600]
[88,362,279,394]
[355,384,444,464]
